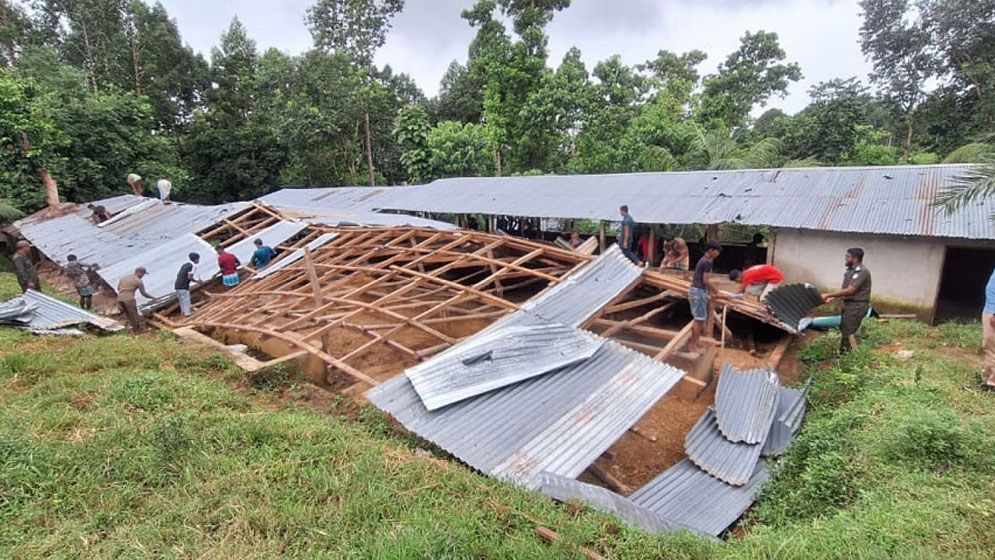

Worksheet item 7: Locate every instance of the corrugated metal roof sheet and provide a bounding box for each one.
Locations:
[763,381,811,457]
[0,290,123,332]
[97,233,218,311]
[14,196,247,267]
[265,165,992,239]
[254,233,340,280]
[765,283,824,332]
[536,471,700,535]
[405,320,604,411]
[629,459,770,537]
[522,244,642,327]
[223,220,308,265]
[684,406,773,486]
[715,364,780,444]
[367,337,683,486]
[302,212,455,229]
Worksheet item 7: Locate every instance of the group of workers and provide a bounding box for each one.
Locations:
[614,205,873,354]
[112,240,277,331]
[9,236,278,333]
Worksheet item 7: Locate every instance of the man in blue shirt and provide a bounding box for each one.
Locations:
[981,268,995,391]
[618,205,641,266]
[250,239,277,270]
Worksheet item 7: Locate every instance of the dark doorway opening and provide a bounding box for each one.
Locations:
[934,246,995,323]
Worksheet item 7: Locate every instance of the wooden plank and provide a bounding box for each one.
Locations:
[536,528,607,560]
[172,326,266,372]
[602,291,670,315]
[765,334,794,369]
[654,321,695,362]
[194,321,379,386]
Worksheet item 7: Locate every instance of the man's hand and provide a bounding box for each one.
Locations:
[821,294,834,303]
[27,282,36,289]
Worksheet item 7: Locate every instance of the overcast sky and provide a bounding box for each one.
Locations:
[157,0,872,115]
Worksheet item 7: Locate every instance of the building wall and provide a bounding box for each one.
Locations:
[770,229,949,313]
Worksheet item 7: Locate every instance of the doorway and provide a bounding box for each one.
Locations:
[934,246,995,323]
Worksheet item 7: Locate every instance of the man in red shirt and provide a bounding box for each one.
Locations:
[729,264,784,302]
[217,246,242,287]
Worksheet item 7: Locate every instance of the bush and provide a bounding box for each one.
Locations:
[882,410,974,469]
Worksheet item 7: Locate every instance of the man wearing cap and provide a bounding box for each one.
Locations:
[117,267,153,332]
[821,248,872,353]
[12,241,39,293]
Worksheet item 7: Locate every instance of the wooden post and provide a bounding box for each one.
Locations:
[706,224,719,242]
[648,226,657,267]
[598,221,606,253]
[720,305,729,350]
[766,228,777,265]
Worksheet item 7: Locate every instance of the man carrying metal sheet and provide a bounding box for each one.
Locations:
[728,264,784,302]
[174,253,201,317]
[117,267,153,332]
[821,248,872,353]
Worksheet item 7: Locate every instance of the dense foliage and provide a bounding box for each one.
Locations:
[0,0,993,212]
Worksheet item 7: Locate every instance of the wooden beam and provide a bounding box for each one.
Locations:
[654,321,695,362]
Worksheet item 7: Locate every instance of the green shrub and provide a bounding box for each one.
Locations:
[882,410,974,469]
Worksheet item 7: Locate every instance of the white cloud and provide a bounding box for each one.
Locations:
[158,0,873,114]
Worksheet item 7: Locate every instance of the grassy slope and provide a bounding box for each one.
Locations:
[1,265,994,559]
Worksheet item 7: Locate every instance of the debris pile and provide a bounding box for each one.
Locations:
[0,290,123,335]
[533,364,810,539]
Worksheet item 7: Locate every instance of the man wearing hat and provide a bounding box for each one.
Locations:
[12,241,39,293]
[117,267,153,332]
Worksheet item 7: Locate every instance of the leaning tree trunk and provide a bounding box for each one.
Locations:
[18,133,60,207]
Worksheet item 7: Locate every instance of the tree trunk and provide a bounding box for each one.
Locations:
[18,133,59,207]
[902,110,915,164]
[39,167,60,208]
[364,111,375,186]
[80,21,99,93]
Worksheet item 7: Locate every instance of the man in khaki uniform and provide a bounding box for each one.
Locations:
[821,248,872,353]
[117,267,153,332]
[12,241,39,293]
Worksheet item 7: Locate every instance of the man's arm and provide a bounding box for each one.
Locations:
[622,224,631,249]
[138,280,154,300]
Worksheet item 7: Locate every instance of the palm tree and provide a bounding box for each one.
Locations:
[689,130,820,170]
[934,161,995,214]
[934,140,995,214]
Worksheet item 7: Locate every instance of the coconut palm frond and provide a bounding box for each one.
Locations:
[942,143,994,164]
[0,200,25,222]
[933,162,995,214]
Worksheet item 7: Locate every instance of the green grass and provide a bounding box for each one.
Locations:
[1,275,994,558]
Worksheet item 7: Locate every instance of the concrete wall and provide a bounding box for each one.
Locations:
[770,229,954,314]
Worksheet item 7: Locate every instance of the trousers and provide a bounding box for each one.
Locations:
[840,301,869,353]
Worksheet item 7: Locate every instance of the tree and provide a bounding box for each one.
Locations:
[638,49,707,103]
[430,60,483,124]
[183,19,286,201]
[305,0,404,64]
[0,67,63,208]
[395,103,431,183]
[426,120,496,178]
[780,78,872,164]
[699,31,802,129]
[859,0,940,163]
